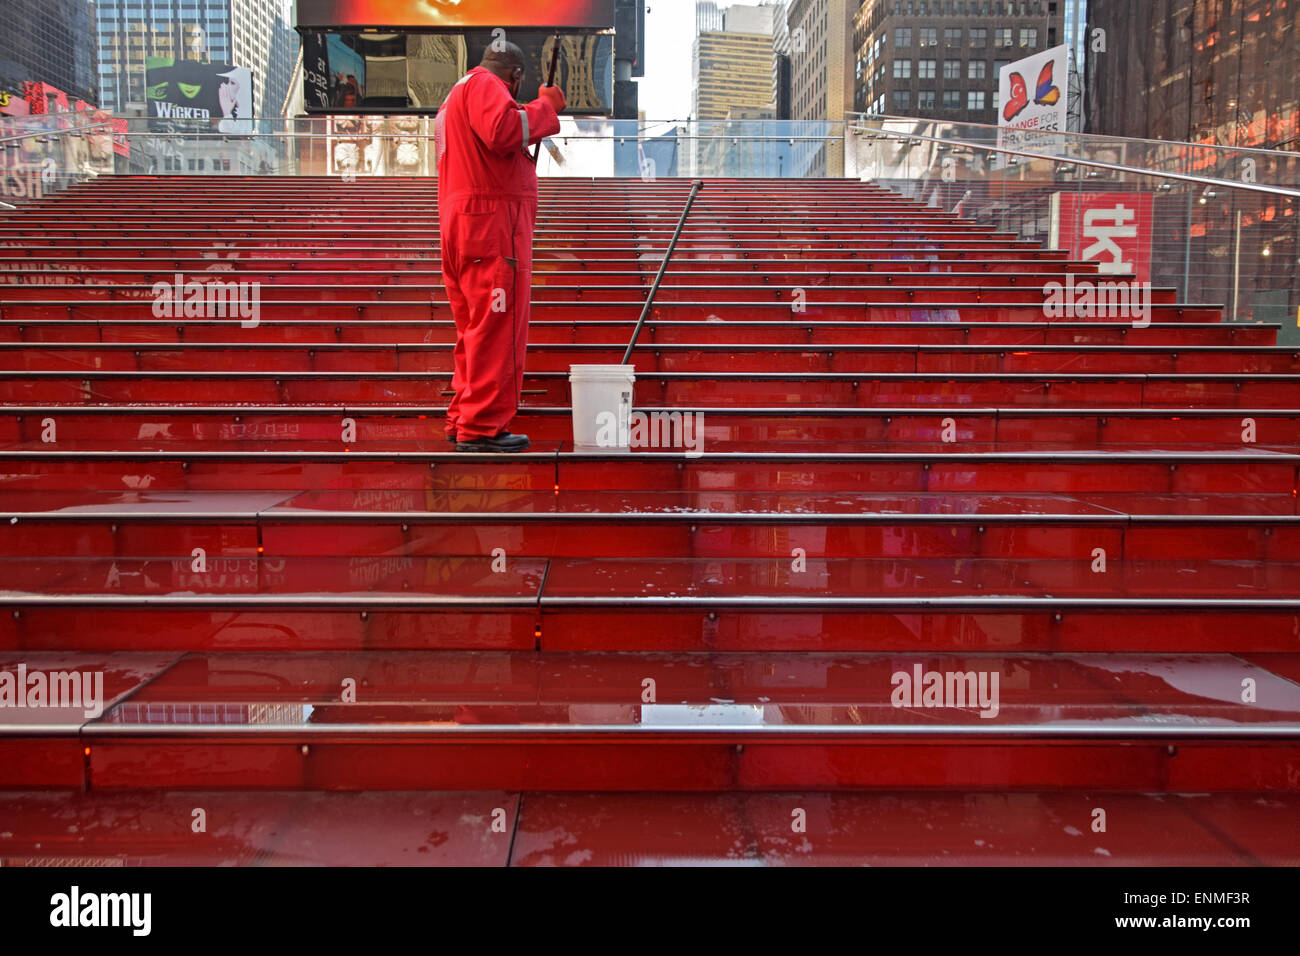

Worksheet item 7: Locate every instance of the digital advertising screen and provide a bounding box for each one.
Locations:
[295,0,616,30]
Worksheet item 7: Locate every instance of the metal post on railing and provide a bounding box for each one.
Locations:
[1232,208,1243,322]
[622,179,704,365]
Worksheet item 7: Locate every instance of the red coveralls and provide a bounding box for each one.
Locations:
[435,67,560,441]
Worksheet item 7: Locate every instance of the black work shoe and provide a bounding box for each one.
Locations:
[455,431,530,453]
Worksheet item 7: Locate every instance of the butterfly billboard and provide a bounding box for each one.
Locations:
[996,44,1069,154]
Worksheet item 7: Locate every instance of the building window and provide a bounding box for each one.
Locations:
[893,90,911,110]
[918,59,936,79]
[944,28,961,46]
[919,28,937,46]
[994,60,1011,74]
[967,90,986,109]
[995,28,1013,47]
[969,28,986,48]
[894,59,912,79]
[942,90,960,109]
[943,59,961,80]
[1020,28,1037,48]
[895,27,911,47]
[968,60,986,79]
[918,89,936,109]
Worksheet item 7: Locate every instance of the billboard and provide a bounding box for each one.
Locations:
[295,0,616,29]
[301,31,612,115]
[1049,192,1154,283]
[146,58,254,133]
[997,43,1069,153]
[462,31,612,113]
[0,88,31,116]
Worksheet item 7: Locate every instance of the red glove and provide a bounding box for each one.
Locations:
[537,84,566,114]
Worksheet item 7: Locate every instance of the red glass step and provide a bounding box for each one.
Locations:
[0,790,519,864]
[55,651,1300,791]
[506,790,1300,865]
[1,343,1292,376]
[3,405,1294,447]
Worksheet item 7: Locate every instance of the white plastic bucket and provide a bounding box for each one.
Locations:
[569,364,636,450]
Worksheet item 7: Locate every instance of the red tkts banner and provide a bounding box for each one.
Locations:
[1049,192,1154,282]
[296,0,615,29]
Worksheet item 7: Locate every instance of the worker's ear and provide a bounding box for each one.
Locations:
[510,68,523,97]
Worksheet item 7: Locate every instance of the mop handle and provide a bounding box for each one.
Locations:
[531,34,562,163]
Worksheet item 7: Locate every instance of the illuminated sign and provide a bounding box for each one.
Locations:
[295,0,615,29]
[1050,192,1155,283]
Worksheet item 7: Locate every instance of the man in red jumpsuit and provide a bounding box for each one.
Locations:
[436,42,564,452]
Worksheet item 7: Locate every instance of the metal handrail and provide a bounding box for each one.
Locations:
[621,179,703,364]
[848,111,1300,161]
[111,131,841,142]
[0,120,113,146]
[849,123,1300,199]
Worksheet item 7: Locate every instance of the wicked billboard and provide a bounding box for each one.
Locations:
[146,58,254,133]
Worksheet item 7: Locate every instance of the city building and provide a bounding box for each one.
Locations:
[787,0,855,174]
[95,0,298,120]
[768,0,793,117]
[852,0,1064,125]
[696,1,726,32]
[692,3,778,121]
[0,0,99,110]
[1086,0,1299,150]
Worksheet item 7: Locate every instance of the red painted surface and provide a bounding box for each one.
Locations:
[1,176,1298,862]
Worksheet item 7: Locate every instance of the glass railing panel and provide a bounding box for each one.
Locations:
[846,117,1300,343]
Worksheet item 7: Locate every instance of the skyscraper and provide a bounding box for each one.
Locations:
[696,1,726,32]
[769,0,793,118]
[0,0,99,108]
[692,3,778,122]
[787,0,855,174]
[852,0,1064,126]
[96,0,297,120]
[1086,0,1299,150]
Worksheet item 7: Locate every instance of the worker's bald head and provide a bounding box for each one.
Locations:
[481,41,527,88]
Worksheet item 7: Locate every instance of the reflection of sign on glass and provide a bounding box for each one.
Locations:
[301,30,612,115]
[327,115,432,176]
[146,58,254,133]
[325,35,366,107]
[302,33,331,109]
[1049,192,1154,282]
[463,31,612,114]
[295,0,615,29]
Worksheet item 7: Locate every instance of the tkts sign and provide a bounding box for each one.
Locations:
[1049,192,1154,283]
